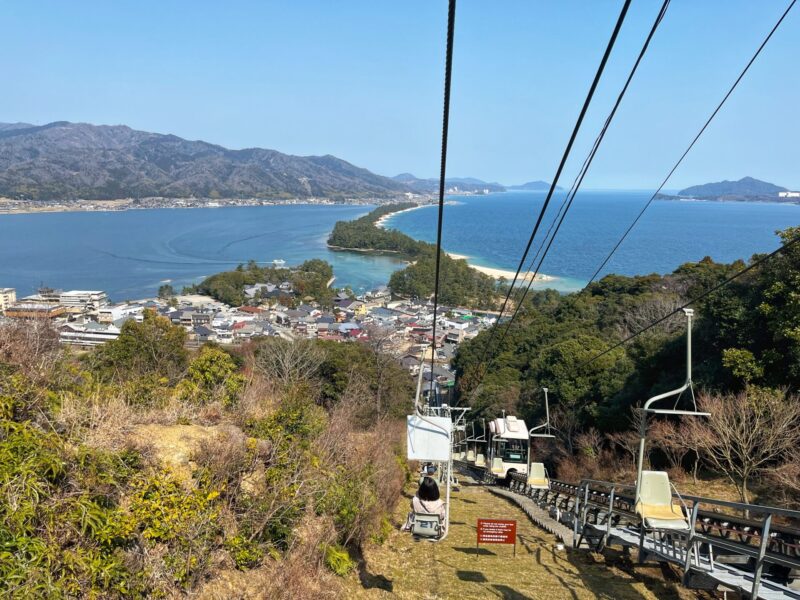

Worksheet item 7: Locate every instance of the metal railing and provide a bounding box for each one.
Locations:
[459,465,800,599]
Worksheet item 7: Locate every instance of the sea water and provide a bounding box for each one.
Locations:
[0,192,797,301]
[384,190,799,290]
[0,204,403,300]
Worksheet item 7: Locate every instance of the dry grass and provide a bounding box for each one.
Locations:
[343,482,691,600]
[194,513,342,600]
[57,390,136,451]
[127,423,224,482]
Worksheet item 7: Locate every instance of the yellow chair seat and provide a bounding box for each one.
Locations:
[637,502,689,530]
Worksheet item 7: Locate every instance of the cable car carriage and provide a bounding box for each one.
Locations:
[487,414,529,480]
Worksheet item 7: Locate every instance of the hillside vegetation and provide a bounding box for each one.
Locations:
[0,311,413,598]
[454,227,800,506]
[328,205,501,308]
[327,203,423,255]
[186,259,335,307]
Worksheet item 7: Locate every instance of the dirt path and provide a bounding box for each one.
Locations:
[343,482,691,599]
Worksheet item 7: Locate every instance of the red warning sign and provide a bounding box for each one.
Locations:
[477,519,517,556]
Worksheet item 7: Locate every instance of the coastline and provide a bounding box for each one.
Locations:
[0,197,421,216]
[656,194,800,206]
[446,252,556,282]
[373,204,559,283]
[374,204,429,229]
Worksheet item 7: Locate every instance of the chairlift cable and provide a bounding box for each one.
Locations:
[429,0,457,402]
[584,0,796,286]
[479,0,795,380]
[491,0,670,354]
[577,233,800,370]
[476,0,632,368]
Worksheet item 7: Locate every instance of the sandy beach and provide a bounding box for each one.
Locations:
[446,252,556,282]
[375,204,429,229]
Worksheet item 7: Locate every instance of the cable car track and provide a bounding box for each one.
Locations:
[453,459,800,599]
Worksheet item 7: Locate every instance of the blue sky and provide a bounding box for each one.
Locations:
[1,1,798,189]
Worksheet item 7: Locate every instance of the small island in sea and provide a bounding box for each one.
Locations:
[657,176,799,203]
[507,180,563,191]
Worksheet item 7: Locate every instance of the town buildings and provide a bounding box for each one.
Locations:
[0,288,16,313]
[0,281,495,396]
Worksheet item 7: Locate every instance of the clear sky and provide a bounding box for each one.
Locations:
[1,1,798,189]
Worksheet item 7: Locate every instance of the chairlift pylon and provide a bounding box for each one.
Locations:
[527,387,556,488]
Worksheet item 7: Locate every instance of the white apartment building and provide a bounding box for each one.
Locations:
[0,288,17,313]
[59,322,121,347]
[98,303,144,323]
[59,290,109,310]
[778,191,800,198]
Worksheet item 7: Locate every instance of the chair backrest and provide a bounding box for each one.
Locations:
[491,457,504,474]
[475,453,486,467]
[527,462,549,488]
[466,449,475,462]
[636,470,689,529]
[529,462,546,479]
[412,513,441,538]
[638,470,672,507]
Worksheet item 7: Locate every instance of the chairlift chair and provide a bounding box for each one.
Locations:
[634,310,708,532]
[527,387,556,489]
[636,471,689,531]
[411,512,443,539]
[527,462,551,490]
[405,347,468,542]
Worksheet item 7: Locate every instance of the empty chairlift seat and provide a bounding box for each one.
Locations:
[491,457,505,475]
[527,462,550,489]
[636,471,689,531]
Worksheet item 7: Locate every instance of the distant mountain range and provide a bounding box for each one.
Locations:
[659,177,794,203]
[0,121,411,201]
[391,175,562,194]
[392,173,505,194]
[0,120,588,202]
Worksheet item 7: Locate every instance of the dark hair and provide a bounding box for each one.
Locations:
[418,476,440,502]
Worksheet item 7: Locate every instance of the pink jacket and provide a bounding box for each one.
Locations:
[411,496,446,521]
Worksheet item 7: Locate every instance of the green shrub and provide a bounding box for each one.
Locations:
[130,471,222,586]
[179,345,244,407]
[370,517,393,545]
[323,543,355,576]
[224,535,265,570]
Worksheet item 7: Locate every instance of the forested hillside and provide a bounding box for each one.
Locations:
[454,227,800,505]
[0,312,413,597]
[327,203,423,255]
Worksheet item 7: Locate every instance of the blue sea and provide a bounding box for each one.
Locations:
[0,205,405,301]
[0,192,797,301]
[384,191,800,292]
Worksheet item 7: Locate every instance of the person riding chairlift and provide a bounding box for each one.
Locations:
[402,476,446,533]
[418,462,437,483]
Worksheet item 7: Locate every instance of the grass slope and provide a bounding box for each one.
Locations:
[344,481,693,599]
